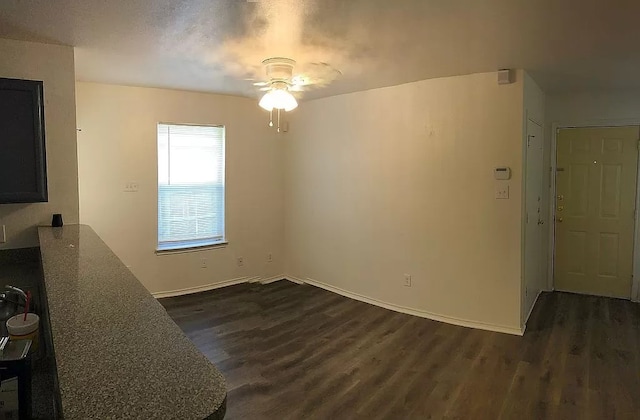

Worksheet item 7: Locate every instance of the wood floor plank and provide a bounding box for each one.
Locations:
[161,283,640,419]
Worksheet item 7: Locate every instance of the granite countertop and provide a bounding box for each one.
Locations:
[38,225,226,419]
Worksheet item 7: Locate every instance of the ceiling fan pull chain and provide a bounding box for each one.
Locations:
[277,108,281,133]
[269,109,273,127]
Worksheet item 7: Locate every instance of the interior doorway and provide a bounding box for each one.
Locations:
[553,126,639,298]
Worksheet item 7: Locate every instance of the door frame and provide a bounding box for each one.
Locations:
[549,119,640,301]
[522,116,545,326]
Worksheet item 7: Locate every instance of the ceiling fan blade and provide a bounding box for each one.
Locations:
[295,62,342,87]
[253,81,269,86]
[291,75,311,86]
[289,85,305,92]
[258,87,271,91]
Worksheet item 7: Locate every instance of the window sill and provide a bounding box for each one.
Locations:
[155,241,228,255]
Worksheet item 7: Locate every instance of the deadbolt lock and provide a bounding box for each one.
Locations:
[557,195,564,201]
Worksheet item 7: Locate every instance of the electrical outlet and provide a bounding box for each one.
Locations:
[200,258,207,269]
[0,225,5,243]
[404,274,412,287]
[237,256,244,267]
[495,185,510,199]
[124,181,139,192]
[267,253,273,263]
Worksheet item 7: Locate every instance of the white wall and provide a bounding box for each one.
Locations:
[285,71,525,333]
[76,82,284,295]
[524,73,545,126]
[0,39,79,249]
[547,90,640,123]
[546,90,640,301]
[522,72,546,325]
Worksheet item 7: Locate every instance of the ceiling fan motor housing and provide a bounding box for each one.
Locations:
[263,57,296,82]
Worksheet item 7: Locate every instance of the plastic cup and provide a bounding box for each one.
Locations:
[6,313,39,353]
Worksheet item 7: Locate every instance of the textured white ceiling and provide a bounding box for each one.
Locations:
[1,0,639,100]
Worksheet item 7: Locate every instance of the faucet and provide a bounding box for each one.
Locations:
[4,285,27,302]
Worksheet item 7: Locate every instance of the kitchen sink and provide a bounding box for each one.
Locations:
[0,295,22,337]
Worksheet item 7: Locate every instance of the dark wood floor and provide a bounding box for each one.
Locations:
[160,281,640,419]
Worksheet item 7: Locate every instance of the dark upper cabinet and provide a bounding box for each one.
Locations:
[0,77,48,204]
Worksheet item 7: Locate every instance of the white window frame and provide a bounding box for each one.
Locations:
[156,122,227,254]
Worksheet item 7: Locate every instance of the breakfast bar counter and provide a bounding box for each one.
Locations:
[38,225,226,419]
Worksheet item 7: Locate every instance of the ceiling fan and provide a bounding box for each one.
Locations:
[252,57,341,132]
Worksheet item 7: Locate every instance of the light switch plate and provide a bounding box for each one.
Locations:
[495,185,510,199]
[0,225,5,243]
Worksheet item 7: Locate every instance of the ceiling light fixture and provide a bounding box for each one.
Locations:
[258,82,298,112]
[255,58,301,133]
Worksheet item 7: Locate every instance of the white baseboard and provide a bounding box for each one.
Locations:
[152,276,258,298]
[521,289,543,334]
[298,277,523,336]
[259,275,286,285]
[284,275,305,285]
[152,275,302,298]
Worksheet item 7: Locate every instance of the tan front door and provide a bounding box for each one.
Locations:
[555,126,639,298]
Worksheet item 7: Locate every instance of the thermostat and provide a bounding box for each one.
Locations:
[494,167,511,180]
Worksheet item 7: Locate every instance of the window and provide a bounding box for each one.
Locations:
[157,123,225,251]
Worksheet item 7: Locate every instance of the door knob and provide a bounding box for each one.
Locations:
[557,206,564,211]
[557,217,563,223]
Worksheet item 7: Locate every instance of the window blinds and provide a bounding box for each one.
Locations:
[157,123,225,250]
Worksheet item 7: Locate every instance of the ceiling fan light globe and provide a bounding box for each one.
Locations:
[259,92,276,111]
[271,89,298,111]
[282,95,298,111]
[283,102,298,112]
[260,89,298,112]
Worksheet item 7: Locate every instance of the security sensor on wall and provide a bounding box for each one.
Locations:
[494,167,511,180]
[497,69,513,85]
